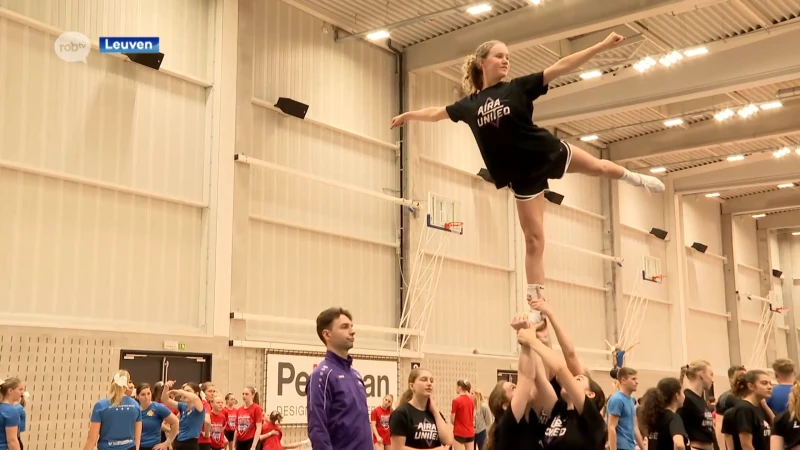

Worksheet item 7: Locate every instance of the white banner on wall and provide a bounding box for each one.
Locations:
[265,353,398,425]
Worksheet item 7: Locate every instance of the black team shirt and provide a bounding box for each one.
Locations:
[445,72,564,189]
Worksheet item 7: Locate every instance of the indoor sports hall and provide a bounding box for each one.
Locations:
[1,0,800,449]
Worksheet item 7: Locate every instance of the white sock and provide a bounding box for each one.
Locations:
[526,284,544,322]
[620,169,643,187]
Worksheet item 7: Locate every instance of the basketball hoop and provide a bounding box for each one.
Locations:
[445,221,463,235]
[648,275,666,284]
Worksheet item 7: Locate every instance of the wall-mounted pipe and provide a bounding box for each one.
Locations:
[387,40,408,346]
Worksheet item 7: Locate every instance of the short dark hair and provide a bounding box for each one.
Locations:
[316,307,353,344]
[617,367,638,380]
[727,365,746,379]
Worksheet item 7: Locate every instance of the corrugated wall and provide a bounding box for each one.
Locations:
[0,1,213,332]
[734,216,788,367]
[618,183,671,369]
[682,198,731,371]
[236,0,400,348]
[406,71,609,361]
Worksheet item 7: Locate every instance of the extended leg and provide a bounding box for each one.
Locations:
[516,194,547,321]
[566,146,665,192]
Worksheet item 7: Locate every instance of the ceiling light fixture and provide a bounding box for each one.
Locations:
[777,183,795,189]
[659,51,683,67]
[366,30,390,40]
[705,192,721,198]
[714,109,734,121]
[727,155,745,162]
[580,135,599,142]
[466,3,492,14]
[760,101,783,110]
[650,167,667,173]
[793,231,800,236]
[663,118,684,127]
[752,214,766,218]
[580,70,602,80]
[774,147,792,158]
[737,104,759,118]
[683,47,708,57]
[634,57,656,73]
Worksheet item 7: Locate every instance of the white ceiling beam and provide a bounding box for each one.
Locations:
[722,188,800,215]
[403,0,723,72]
[655,94,733,117]
[674,158,800,194]
[533,26,800,123]
[757,210,800,230]
[608,102,800,161]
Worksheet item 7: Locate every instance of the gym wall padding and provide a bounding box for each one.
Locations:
[238,0,401,347]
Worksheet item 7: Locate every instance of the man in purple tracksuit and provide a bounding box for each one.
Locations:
[307,307,373,450]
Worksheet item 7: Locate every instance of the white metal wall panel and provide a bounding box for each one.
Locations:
[618,182,670,368]
[0,5,211,331]
[0,0,214,79]
[243,0,400,343]
[407,72,515,354]
[682,198,730,369]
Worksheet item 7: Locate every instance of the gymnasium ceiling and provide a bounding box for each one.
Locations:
[290,0,800,228]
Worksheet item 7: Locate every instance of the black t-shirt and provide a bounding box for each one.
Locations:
[679,389,715,443]
[647,410,689,450]
[729,402,771,450]
[493,406,546,450]
[716,391,742,415]
[772,410,800,449]
[388,403,446,449]
[541,396,606,450]
[445,72,563,188]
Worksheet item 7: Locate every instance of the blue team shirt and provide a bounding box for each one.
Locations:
[0,403,21,450]
[767,384,792,414]
[608,391,636,450]
[615,350,626,368]
[14,404,25,432]
[140,402,172,447]
[176,401,205,442]
[90,396,142,450]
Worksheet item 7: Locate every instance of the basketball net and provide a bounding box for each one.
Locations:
[748,292,779,368]
[398,222,456,354]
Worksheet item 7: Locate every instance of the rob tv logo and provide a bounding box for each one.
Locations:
[54,32,160,63]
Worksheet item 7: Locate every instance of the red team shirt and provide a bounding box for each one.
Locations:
[209,410,227,449]
[451,395,475,438]
[371,406,392,444]
[261,421,283,450]
[236,403,264,441]
[224,407,236,431]
[198,400,212,444]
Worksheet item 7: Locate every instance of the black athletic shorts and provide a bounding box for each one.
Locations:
[224,430,235,441]
[508,140,573,201]
[455,435,475,444]
[174,438,200,450]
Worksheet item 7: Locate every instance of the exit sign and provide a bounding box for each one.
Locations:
[164,341,187,351]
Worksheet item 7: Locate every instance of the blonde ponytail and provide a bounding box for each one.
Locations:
[461,55,481,95]
[108,370,131,407]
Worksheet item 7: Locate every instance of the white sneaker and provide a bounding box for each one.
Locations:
[640,174,665,193]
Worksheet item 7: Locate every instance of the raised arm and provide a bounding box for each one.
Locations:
[510,315,537,422]
[160,380,180,411]
[519,328,586,414]
[530,299,584,376]
[542,32,625,85]
[390,107,450,128]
